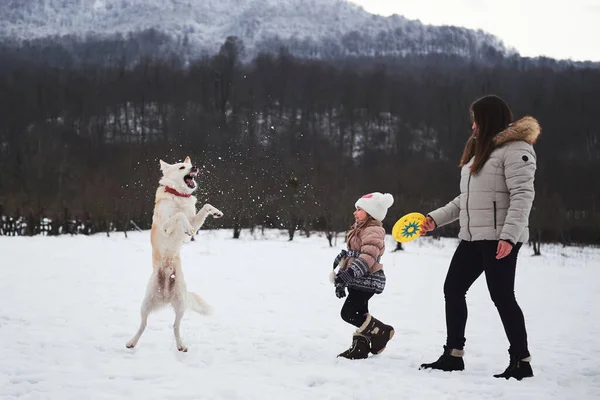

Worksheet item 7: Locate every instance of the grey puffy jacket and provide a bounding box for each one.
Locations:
[428,117,541,244]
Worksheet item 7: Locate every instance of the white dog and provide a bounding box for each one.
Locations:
[126,156,223,352]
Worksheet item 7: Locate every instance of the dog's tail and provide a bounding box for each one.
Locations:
[187,292,211,315]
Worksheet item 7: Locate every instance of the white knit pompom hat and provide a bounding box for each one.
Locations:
[354,192,394,222]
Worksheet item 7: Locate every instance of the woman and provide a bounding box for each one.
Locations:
[419,95,540,381]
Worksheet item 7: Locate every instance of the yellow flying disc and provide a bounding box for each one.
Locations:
[392,212,426,243]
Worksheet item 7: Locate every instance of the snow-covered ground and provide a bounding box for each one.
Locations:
[1,229,599,399]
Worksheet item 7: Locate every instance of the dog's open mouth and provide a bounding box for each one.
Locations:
[184,171,197,189]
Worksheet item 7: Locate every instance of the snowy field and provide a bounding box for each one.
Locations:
[1,229,599,400]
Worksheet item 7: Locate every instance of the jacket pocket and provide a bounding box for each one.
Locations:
[493,201,497,229]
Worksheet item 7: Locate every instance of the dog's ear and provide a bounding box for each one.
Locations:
[184,156,191,164]
[159,159,170,172]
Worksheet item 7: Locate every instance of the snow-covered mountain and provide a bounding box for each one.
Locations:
[0,0,515,61]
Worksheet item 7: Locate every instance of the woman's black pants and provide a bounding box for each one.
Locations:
[444,240,530,358]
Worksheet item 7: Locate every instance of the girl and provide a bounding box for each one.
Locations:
[331,192,395,360]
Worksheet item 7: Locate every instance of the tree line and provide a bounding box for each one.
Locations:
[0,37,598,246]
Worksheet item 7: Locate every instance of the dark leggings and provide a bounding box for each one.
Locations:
[341,288,375,327]
[444,240,529,358]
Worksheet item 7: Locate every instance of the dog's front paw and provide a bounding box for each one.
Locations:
[177,344,188,352]
[203,204,223,218]
[184,225,196,236]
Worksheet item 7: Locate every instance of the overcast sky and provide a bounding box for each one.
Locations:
[349,0,600,62]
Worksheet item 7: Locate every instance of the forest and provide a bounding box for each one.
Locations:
[1,36,598,247]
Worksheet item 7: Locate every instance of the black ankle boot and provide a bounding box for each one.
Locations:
[420,346,465,371]
[494,355,534,380]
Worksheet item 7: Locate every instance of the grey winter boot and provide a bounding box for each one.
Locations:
[337,333,371,360]
[361,314,395,354]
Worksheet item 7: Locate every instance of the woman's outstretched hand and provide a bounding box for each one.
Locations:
[420,216,436,236]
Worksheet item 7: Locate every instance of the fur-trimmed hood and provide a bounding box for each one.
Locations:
[430,115,539,245]
[494,116,541,146]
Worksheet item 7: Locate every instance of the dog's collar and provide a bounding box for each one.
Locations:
[164,186,192,198]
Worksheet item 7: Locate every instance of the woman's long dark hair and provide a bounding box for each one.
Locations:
[460,95,513,175]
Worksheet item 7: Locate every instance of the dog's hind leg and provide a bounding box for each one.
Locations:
[126,296,151,349]
[172,298,188,352]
